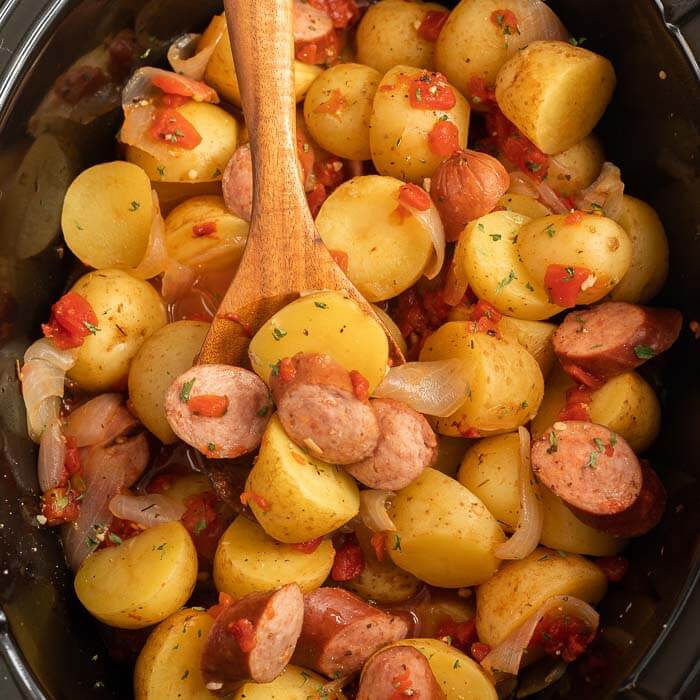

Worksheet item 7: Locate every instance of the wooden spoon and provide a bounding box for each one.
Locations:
[198,0,404,366]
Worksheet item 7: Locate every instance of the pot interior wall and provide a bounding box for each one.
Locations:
[0,1,698,698]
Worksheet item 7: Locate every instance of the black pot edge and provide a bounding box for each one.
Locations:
[0,1,698,699]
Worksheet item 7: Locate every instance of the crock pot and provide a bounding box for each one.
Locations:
[0,1,698,698]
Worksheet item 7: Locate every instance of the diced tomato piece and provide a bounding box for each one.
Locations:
[491,9,520,35]
[565,210,585,225]
[307,183,328,217]
[417,10,450,42]
[350,370,369,401]
[529,611,596,662]
[331,538,365,581]
[42,292,98,350]
[240,491,271,512]
[468,76,497,106]
[399,183,431,211]
[41,487,80,526]
[149,108,202,149]
[428,120,460,157]
[182,491,227,565]
[390,668,413,699]
[297,132,316,185]
[188,394,229,418]
[313,88,346,118]
[53,65,108,105]
[329,249,349,273]
[596,555,629,582]
[309,0,360,29]
[474,315,501,338]
[290,537,323,554]
[370,531,387,562]
[150,72,218,102]
[208,591,235,619]
[435,616,477,651]
[409,71,456,110]
[296,30,341,66]
[558,384,593,421]
[279,357,297,383]
[470,642,491,662]
[470,299,502,323]
[64,436,81,479]
[314,157,345,189]
[544,264,592,308]
[192,221,217,237]
[228,618,257,652]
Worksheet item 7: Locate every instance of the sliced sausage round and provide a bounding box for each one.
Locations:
[201,583,304,691]
[358,645,446,700]
[532,421,644,534]
[552,302,682,387]
[292,587,409,677]
[293,0,333,44]
[165,364,271,459]
[345,398,437,490]
[222,144,253,222]
[270,353,380,465]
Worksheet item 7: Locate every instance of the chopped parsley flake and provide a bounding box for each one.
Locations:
[634,345,655,359]
[207,442,217,452]
[547,431,558,454]
[212,168,222,178]
[193,519,207,536]
[585,450,598,469]
[256,404,270,417]
[569,37,587,46]
[314,301,328,309]
[610,433,618,447]
[270,361,281,377]
[525,281,535,292]
[75,222,84,231]
[181,670,189,680]
[495,270,517,293]
[490,233,502,241]
[140,48,151,58]
[272,327,287,341]
[545,224,556,238]
[393,534,402,552]
[108,532,122,545]
[129,200,140,212]
[83,321,99,335]
[180,378,196,402]
[156,165,166,177]
[477,223,486,232]
[593,437,605,453]
[453,659,462,669]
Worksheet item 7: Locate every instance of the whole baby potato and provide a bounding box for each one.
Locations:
[495,41,616,154]
[61,161,154,269]
[316,176,434,301]
[611,195,669,303]
[245,415,360,543]
[134,608,213,700]
[68,269,167,392]
[75,521,198,629]
[304,63,381,160]
[248,290,389,391]
[356,0,449,75]
[164,195,248,271]
[419,322,544,436]
[388,468,505,587]
[370,65,470,183]
[476,546,607,646]
[126,101,238,183]
[213,515,335,597]
[128,320,210,443]
[201,14,321,106]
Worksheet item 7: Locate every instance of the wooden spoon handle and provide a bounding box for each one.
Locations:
[224,0,310,240]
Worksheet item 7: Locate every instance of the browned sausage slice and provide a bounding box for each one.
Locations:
[358,645,446,700]
[552,302,682,387]
[201,583,304,691]
[165,364,271,459]
[293,0,333,44]
[292,587,409,677]
[222,144,253,222]
[531,421,644,534]
[345,398,437,490]
[270,353,380,465]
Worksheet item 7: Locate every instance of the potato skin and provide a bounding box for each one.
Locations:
[201,14,321,106]
[128,321,210,443]
[231,665,340,700]
[213,515,334,598]
[495,41,616,154]
[388,468,505,587]
[419,322,544,436]
[475,547,607,646]
[304,63,381,160]
[74,522,198,629]
[356,0,448,75]
[61,161,154,269]
[248,290,389,391]
[611,195,669,303]
[547,134,605,197]
[134,608,213,700]
[68,269,167,392]
[245,414,360,543]
[315,176,434,301]
[378,639,497,700]
[369,65,470,183]
[126,101,238,183]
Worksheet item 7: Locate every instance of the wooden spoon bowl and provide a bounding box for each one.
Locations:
[198,0,404,367]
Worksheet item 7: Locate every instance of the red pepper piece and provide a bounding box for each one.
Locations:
[417,10,450,42]
[350,370,369,401]
[41,487,81,526]
[399,183,431,211]
[309,0,359,29]
[149,108,202,150]
[565,210,585,225]
[42,292,98,350]
[331,539,365,581]
[188,394,229,418]
[239,491,271,512]
[428,120,460,157]
[192,221,217,237]
[290,537,324,554]
[529,611,596,662]
[329,249,349,273]
[409,71,456,110]
[370,531,387,562]
[470,642,491,662]
[279,357,297,383]
[544,264,592,307]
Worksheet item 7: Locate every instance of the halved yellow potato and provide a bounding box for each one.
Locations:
[245,415,360,543]
[213,515,334,597]
[547,134,605,197]
[75,522,198,629]
[498,192,551,219]
[232,665,343,700]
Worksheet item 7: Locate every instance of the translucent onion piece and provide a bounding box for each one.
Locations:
[443,255,469,307]
[167,33,219,81]
[508,171,540,198]
[64,393,123,447]
[534,178,570,214]
[574,162,625,222]
[373,359,470,417]
[517,1,570,46]
[109,492,186,528]
[82,433,150,489]
[359,489,397,533]
[162,259,198,303]
[24,338,78,372]
[124,191,168,280]
[403,194,445,280]
[38,418,66,492]
[494,427,543,560]
[481,595,599,677]
[122,67,219,109]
